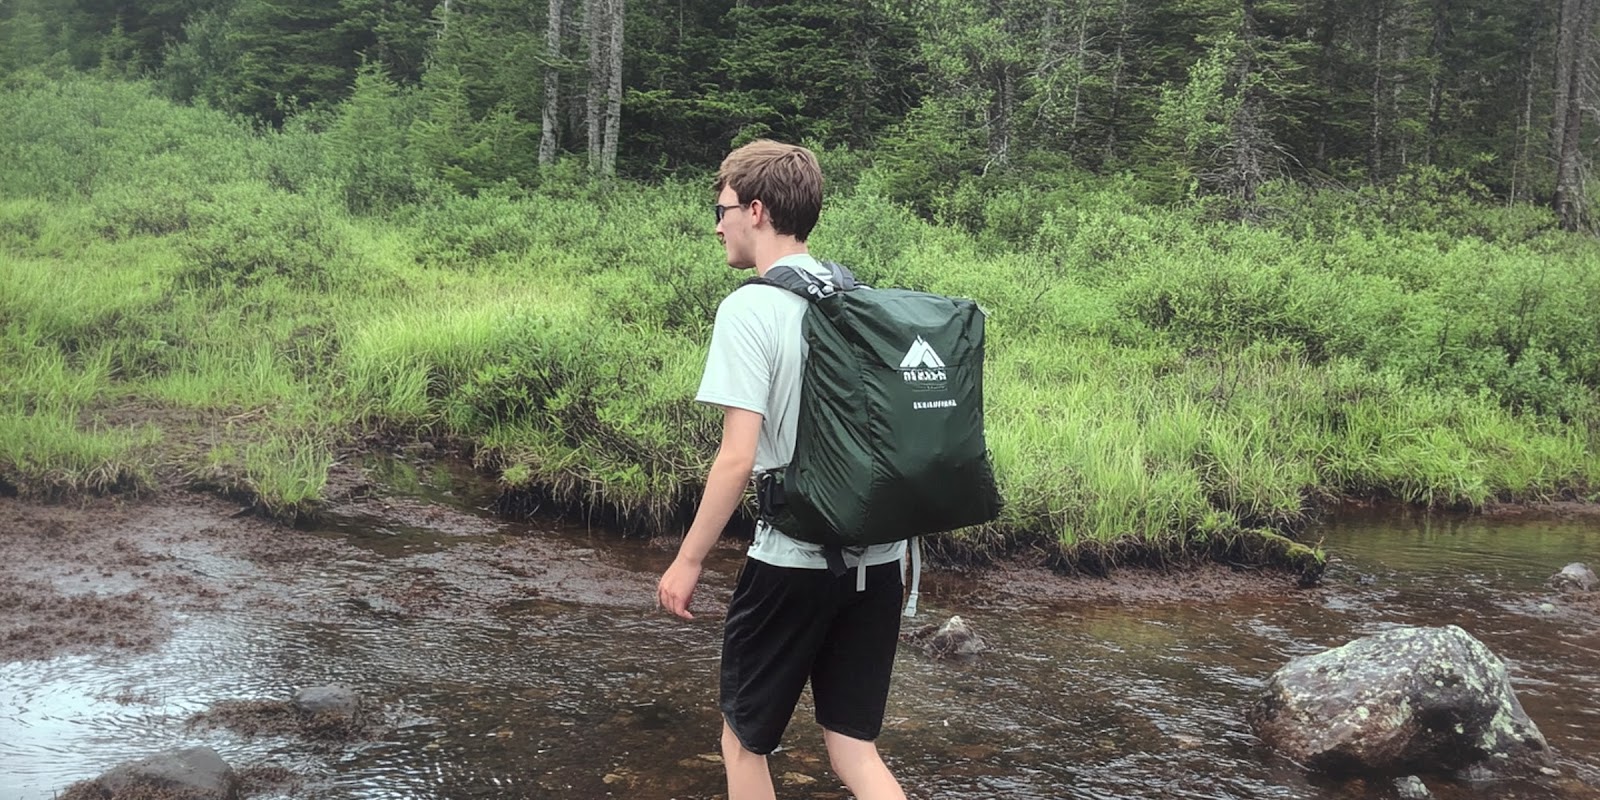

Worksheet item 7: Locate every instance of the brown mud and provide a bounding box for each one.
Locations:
[1484,498,1600,520]
[186,699,383,744]
[55,765,302,800]
[0,480,1322,667]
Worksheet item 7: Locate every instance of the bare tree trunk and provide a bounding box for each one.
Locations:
[540,0,564,167]
[1227,0,1271,216]
[437,0,452,38]
[600,0,623,177]
[1071,0,1089,132]
[1104,0,1129,162]
[1369,4,1386,180]
[1553,0,1581,151]
[986,68,1015,171]
[585,0,604,174]
[1511,47,1536,203]
[984,0,1015,171]
[1552,0,1595,230]
[565,4,585,146]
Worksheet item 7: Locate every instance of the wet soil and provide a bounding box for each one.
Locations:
[186,699,384,744]
[0,496,259,663]
[54,764,302,800]
[1478,499,1600,524]
[0,485,1307,667]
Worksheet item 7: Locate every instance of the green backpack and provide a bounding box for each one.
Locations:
[746,261,1004,552]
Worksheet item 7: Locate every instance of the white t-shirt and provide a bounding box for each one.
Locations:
[695,254,907,570]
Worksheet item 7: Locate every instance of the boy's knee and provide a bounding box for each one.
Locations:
[722,721,760,761]
[824,730,881,775]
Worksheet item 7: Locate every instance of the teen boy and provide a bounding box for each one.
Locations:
[656,140,910,800]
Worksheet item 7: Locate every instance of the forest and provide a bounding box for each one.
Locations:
[2,0,1596,227]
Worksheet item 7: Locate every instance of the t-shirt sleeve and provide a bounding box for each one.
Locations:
[695,289,772,416]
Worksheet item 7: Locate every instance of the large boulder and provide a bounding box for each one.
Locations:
[1248,625,1547,775]
[1549,563,1596,593]
[94,746,240,799]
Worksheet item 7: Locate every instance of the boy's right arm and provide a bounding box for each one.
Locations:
[659,291,771,620]
[657,405,761,620]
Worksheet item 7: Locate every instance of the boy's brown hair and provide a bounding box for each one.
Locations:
[714,140,823,242]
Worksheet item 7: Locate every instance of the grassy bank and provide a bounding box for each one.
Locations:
[4,75,1600,574]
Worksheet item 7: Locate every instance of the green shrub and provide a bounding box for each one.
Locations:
[176,182,353,291]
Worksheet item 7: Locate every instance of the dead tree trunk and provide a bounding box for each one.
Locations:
[540,0,564,167]
[584,0,604,174]
[1511,47,1536,203]
[1553,0,1582,152]
[1552,0,1595,230]
[1226,0,1273,216]
[1370,5,1387,179]
[600,0,623,177]
[1104,0,1129,162]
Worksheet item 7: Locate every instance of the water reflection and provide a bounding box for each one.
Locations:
[2,479,1598,799]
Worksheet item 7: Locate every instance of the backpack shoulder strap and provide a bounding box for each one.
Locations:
[740,260,861,301]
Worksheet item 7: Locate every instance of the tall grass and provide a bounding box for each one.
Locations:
[2,74,1598,572]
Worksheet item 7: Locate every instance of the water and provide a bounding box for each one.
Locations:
[3,472,1599,799]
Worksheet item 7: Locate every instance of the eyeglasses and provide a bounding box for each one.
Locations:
[713,202,750,223]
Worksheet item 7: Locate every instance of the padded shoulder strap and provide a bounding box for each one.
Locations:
[740,260,861,302]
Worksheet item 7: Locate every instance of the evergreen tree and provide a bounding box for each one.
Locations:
[0,0,69,75]
[711,0,918,149]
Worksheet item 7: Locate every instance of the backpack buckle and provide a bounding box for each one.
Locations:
[755,470,787,520]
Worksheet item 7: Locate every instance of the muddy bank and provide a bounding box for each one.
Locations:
[1484,498,1600,520]
[0,482,1313,666]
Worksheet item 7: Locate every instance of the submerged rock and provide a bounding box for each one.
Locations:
[293,685,361,718]
[903,615,986,658]
[70,746,240,800]
[1549,563,1596,592]
[1248,625,1547,776]
[1393,775,1431,799]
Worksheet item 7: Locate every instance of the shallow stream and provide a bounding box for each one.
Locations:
[3,461,1598,799]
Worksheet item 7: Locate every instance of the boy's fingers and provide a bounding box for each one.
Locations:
[657,583,693,619]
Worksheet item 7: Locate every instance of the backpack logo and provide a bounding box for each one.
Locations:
[899,336,947,383]
[899,336,946,369]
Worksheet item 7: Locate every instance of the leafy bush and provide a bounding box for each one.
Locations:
[176,183,354,291]
[406,189,538,266]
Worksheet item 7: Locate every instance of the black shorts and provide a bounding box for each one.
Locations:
[719,557,903,756]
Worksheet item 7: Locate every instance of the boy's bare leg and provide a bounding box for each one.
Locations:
[722,721,776,800]
[823,729,907,800]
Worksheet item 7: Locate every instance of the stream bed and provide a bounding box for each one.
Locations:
[2,459,1598,799]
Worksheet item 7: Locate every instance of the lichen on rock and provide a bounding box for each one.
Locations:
[1248,625,1548,777]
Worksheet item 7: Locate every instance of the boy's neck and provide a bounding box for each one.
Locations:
[754,240,810,277]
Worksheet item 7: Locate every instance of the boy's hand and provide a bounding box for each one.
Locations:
[657,556,703,620]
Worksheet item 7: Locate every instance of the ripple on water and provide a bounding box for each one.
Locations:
[6,486,1600,799]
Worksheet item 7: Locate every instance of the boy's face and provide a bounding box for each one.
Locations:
[715,186,755,270]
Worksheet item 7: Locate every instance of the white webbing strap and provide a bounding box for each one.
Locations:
[903,537,922,617]
[856,557,867,592]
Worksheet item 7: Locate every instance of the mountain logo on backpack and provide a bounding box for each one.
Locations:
[899,336,947,383]
[899,336,946,369]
